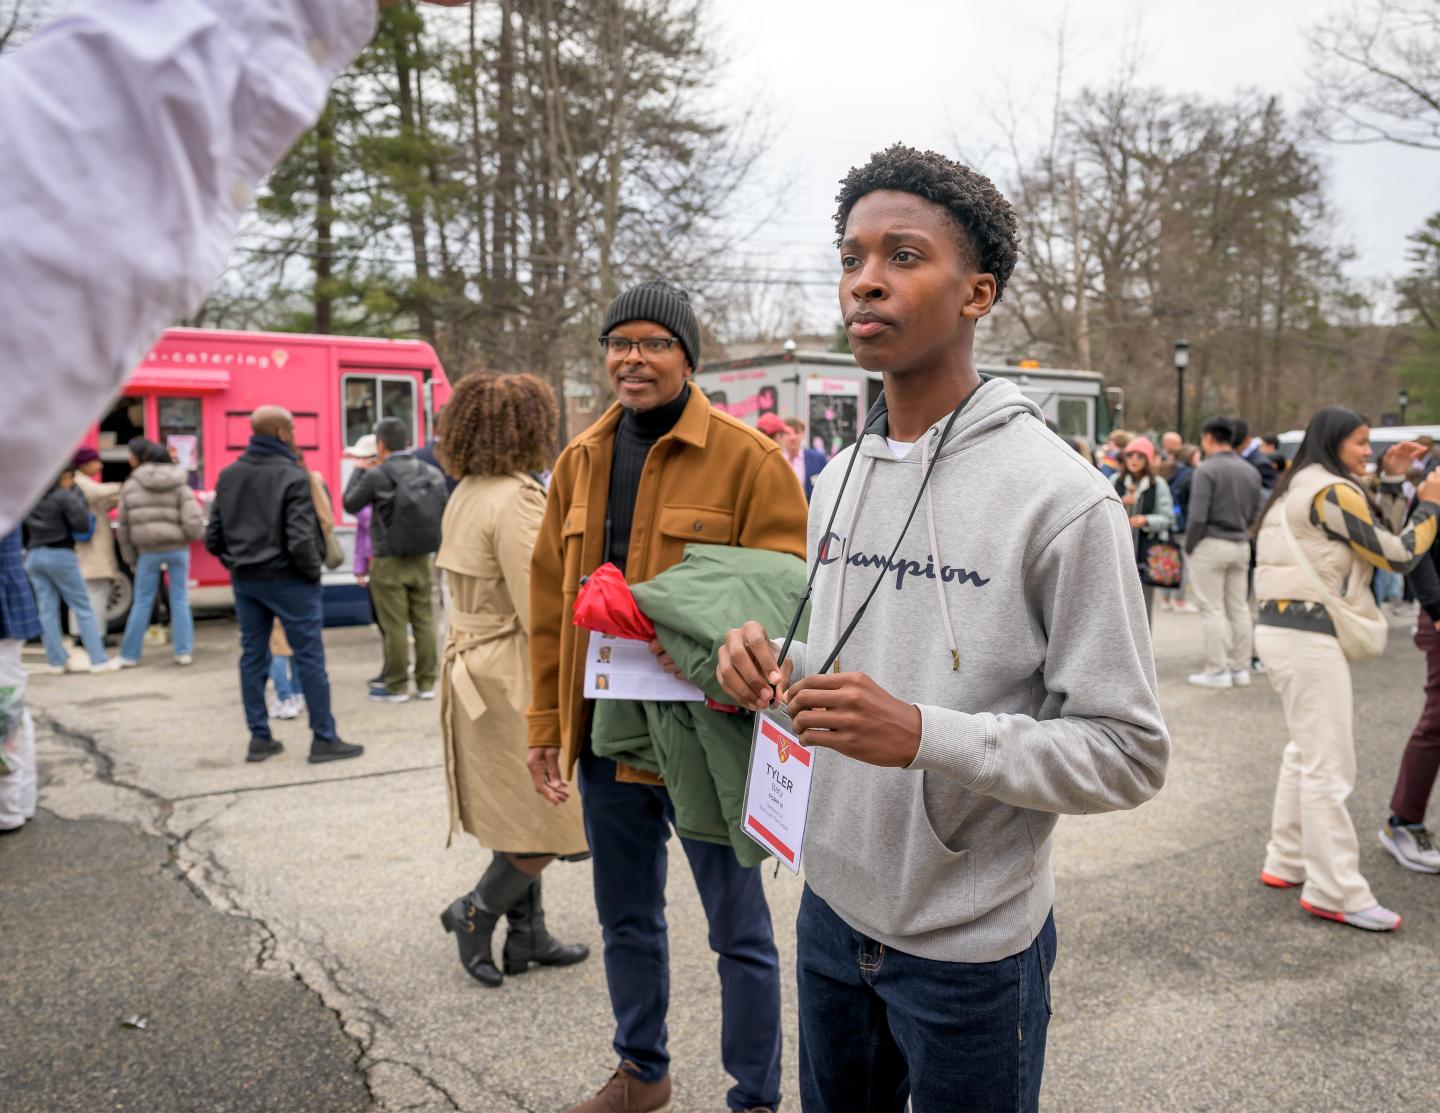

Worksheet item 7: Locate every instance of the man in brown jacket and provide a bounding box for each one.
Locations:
[528,279,807,1113]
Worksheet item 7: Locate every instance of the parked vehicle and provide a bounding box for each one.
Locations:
[693,349,1118,454]
[1276,425,1440,470]
[77,328,452,628]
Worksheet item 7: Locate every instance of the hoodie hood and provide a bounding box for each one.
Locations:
[855,376,1044,463]
[131,462,189,490]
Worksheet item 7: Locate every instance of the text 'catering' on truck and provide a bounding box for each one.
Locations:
[79,328,452,629]
[693,348,1119,457]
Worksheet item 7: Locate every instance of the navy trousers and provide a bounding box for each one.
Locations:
[578,746,783,1111]
[232,578,338,743]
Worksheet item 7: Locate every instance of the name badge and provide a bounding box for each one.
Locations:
[741,706,814,873]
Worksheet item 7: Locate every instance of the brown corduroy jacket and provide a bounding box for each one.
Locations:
[527,386,809,778]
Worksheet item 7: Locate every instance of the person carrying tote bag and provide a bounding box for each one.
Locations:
[1252,406,1440,932]
[1112,436,1176,628]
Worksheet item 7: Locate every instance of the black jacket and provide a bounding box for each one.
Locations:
[343,452,445,558]
[205,439,323,582]
[24,486,91,550]
[413,439,459,496]
[1242,443,1279,491]
[1408,507,1440,622]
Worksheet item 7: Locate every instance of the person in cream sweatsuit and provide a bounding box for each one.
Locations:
[719,145,1171,1113]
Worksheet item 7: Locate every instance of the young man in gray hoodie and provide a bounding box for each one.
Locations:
[718,145,1171,1113]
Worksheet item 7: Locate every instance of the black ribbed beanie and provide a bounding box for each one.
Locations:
[601,279,701,367]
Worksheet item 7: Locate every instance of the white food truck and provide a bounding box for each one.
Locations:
[694,349,1118,456]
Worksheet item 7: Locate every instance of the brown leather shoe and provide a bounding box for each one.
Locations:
[566,1061,672,1113]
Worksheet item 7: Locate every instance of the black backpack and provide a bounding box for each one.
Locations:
[379,457,447,555]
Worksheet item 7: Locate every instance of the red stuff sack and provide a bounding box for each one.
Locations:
[572,563,657,641]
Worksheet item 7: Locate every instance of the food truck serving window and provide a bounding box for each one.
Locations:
[158,397,204,489]
[343,375,418,449]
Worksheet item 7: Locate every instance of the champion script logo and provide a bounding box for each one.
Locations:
[818,532,992,591]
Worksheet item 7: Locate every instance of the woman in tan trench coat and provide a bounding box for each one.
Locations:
[435,372,588,988]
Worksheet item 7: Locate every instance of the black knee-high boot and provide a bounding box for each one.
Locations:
[501,874,590,976]
[439,855,536,987]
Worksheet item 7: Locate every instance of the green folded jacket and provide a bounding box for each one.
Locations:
[590,544,809,866]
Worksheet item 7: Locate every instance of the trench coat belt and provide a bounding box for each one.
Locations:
[442,610,524,724]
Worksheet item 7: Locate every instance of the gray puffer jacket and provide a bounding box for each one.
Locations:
[117,464,204,565]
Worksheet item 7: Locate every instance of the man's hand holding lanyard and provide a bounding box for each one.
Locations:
[717,624,923,769]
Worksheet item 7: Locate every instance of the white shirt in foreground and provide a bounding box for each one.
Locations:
[0,0,378,533]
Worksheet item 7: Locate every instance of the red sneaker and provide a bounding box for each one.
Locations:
[1260,871,1300,889]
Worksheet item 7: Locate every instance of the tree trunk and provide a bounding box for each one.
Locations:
[596,0,627,305]
[313,102,335,335]
[1068,163,1091,370]
[392,23,437,345]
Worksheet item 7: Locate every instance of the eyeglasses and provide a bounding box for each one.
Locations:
[599,335,679,356]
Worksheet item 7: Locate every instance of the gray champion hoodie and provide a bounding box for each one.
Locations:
[787,378,1170,963]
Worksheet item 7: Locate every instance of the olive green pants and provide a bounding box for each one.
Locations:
[369,554,437,695]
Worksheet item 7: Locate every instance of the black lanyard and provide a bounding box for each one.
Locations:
[775,383,979,677]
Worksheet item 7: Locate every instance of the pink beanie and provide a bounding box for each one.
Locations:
[1124,436,1156,465]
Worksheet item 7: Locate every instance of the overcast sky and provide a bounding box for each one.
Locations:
[713,0,1439,327]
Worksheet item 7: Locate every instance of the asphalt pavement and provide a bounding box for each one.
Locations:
[3,606,1439,1112]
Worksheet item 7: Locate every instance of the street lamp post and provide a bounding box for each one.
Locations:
[1399,387,1410,425]
[1173,339,1190,438]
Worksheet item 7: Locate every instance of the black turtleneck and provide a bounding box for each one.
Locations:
[606,383,691,573]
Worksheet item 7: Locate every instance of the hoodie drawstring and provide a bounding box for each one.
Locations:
[831,453,878,672]
[921,431,961,671]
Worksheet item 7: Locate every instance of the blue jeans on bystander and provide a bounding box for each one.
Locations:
[121,548,194,662]
[269,655,298,701]
[797,885,1055,1113]
[231,578,337,743]
[24,546,108,667]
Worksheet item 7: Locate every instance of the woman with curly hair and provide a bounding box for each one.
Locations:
[435,372,588,987]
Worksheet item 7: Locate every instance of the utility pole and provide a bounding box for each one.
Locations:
[1174,339,1190,438]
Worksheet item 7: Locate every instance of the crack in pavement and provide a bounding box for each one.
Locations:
[35,711,467,1112]
[170,762,443,804]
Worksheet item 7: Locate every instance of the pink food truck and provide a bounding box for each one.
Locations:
[81,327,452,627]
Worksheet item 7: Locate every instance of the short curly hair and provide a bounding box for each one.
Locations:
[834,144,1019,300]
[436,371,558,479]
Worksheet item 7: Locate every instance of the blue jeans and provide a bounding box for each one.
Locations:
[796,886,1056,1113]
[1373,568,1403,605]
[578,746,782,1112]
[231,578,337,743]
[269,655,297,701]
[121,548,194,661]
[24,547,108,667]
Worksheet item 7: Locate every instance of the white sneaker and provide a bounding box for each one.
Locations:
[45,664,68,676]
[1172,600,1199,614]
[119,657,141,669]
[175,654,193,666]
[1159,596,1174,612]
[91,658,122,673]
[1301,899,1402,932]
[417,687,437,701]
[1231,670,1252,688]
[1187,671,1233,690]
[277,696,304,720]
[1380,822,1440,873]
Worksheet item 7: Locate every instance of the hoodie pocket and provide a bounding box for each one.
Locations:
[871,775,977,935]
